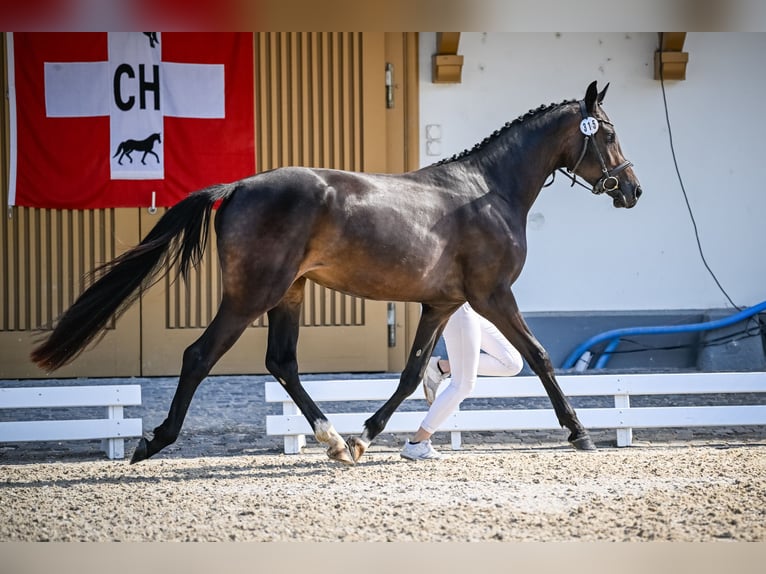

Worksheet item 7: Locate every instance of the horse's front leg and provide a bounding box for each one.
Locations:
[346,304,457,462]
[470,289,596,451]
[265,280,355,465]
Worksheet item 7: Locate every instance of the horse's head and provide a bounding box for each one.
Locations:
[565,81,642,208]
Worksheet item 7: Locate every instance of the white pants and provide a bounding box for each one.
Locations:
[419,303,523,434]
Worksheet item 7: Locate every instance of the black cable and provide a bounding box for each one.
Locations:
[599,324,765,357]
[658,36,742,311]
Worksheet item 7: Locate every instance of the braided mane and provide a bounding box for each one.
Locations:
[433,99,575,166]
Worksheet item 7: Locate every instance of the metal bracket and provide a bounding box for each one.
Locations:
[655,32,689,81]
[385,63,394,109]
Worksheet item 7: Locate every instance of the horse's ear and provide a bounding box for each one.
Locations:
[597,82,610,104]
[584,81,599,113]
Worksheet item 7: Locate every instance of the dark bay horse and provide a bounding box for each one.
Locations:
[32,81,641,465]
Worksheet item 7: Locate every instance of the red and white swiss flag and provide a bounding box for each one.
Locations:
[7,32,255,209]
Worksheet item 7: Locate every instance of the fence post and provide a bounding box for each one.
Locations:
[614,388,632,447]
[104,405,125,459]
[282,401,306,454]
[450,404,462,449]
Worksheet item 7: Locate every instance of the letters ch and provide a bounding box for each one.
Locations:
[113,64,160,112]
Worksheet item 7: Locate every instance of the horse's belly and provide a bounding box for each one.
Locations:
[304,266,434,302]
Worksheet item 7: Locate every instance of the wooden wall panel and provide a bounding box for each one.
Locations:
[255,33,364,172]
[1,208,116,332]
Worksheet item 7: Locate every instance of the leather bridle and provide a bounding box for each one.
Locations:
[566,100,633,195]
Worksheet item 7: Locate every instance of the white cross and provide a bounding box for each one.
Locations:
[43,32,224,180]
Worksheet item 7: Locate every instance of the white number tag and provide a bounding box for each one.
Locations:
[580,117,599,135]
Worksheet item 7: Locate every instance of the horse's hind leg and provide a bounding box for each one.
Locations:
[471,289,596,451]
[130,298,253,463]
[265,278,354,465]
[346,303,456,462]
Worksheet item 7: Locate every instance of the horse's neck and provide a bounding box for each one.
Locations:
[475,107,574,211]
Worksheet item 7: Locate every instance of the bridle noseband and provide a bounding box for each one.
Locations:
[566,100,632,195]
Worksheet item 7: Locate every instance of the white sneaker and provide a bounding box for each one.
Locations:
[422,356,448,406]
[400,439,443,460]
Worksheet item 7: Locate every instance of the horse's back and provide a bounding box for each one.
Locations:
[224,166,394,219]
[213,166,450,300]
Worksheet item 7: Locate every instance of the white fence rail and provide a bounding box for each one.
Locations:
[265,372,766,454]
[0,385,143,459]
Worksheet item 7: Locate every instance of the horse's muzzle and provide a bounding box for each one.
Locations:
[609,184,641,208]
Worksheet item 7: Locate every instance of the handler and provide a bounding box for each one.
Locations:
[401,303,524,460]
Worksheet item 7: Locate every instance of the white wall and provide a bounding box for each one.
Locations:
[419,32,766,313]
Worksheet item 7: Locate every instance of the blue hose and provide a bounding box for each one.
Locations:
[561,300,766,370]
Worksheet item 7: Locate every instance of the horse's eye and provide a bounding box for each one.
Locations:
[606,133,616,144]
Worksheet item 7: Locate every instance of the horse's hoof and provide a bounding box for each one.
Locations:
[130,437,150,464]
[346,436,368,462]
[569,433,597,451]
[326,443,355,466]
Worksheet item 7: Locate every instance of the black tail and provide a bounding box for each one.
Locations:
[31,183,236,372]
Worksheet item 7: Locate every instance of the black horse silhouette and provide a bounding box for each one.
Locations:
[113,133,162,166]
[143,32,159,48]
